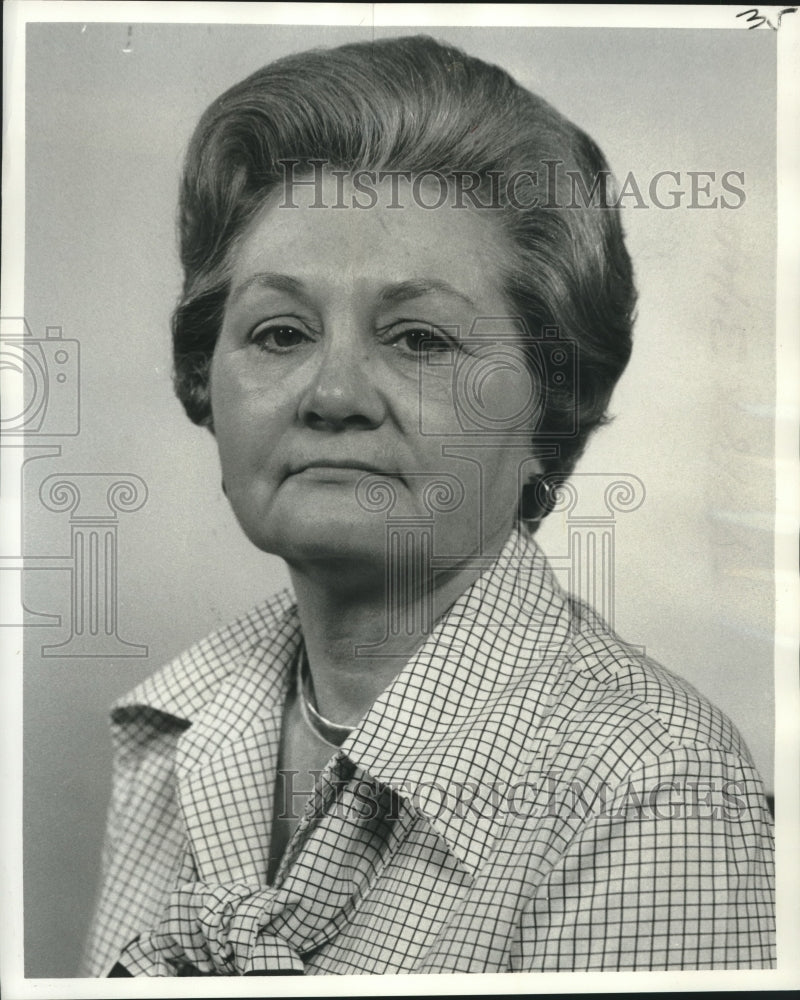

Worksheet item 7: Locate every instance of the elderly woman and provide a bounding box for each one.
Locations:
[83,36,774,976]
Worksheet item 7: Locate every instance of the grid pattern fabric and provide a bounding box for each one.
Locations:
[81,528,775,976]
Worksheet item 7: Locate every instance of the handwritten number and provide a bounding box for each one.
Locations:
[736,7,797,29]
[737,8,768,28]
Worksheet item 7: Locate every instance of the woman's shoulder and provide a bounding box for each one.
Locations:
[538,592,757,777]
[110,587,297,729]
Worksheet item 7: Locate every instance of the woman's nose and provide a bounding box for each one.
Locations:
[297,331,386,430]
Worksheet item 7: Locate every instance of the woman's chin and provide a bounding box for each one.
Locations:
[244,511,389,571]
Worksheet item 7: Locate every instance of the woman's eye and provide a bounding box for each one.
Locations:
[392,326,456,356]
[249,323,309,351]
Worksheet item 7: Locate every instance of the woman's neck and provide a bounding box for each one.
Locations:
[286,526,511,726]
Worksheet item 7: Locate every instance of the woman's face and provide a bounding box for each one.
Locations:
[210,173,541,577]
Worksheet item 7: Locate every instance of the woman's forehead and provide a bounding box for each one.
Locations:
[228,171,513,308]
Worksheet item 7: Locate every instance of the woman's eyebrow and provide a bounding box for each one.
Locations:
[378,278,477,310]
[227,273,478,311]
[227,272,310,307]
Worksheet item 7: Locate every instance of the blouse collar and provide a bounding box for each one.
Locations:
[111,527,575,877]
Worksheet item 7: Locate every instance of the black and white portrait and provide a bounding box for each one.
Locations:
[3,3,797,994]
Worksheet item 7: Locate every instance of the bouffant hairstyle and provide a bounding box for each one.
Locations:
[172,35,635,522]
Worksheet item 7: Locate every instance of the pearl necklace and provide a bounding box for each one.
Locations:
[296,646,354,749]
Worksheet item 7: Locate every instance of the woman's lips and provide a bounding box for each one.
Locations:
[289,463,395,482]
[296,466,371,480]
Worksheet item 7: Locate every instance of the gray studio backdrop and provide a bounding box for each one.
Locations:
[21,23,776,976]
